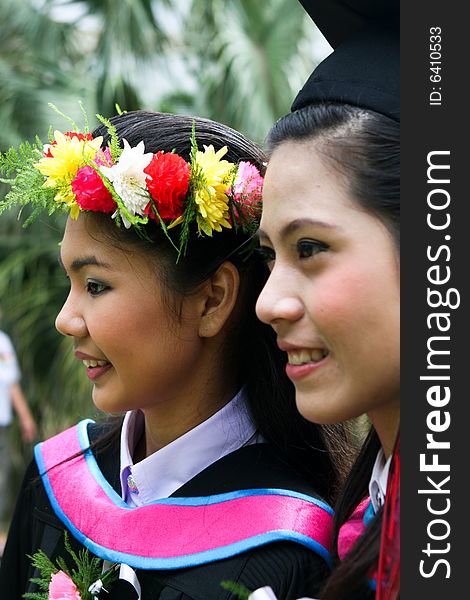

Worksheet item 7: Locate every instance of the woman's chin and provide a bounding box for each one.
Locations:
[295,389,347,426]
[91,390,126,415]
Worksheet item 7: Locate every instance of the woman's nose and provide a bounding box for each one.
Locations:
[256,270,304,326]
[55,293,87,338]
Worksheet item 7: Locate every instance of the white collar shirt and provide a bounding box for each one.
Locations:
[369,448,392,513]
[119,389,263,507]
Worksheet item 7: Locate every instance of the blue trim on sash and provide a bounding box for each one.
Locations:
[368,577,377,591]
[75,419,333,512]
[35,420,334,570]
[363,499,376,526]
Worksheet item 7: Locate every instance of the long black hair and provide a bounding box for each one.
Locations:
[266,102,400,598]
[87,110,351,504]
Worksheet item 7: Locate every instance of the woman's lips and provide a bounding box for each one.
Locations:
[74,351,112,381]
[285,356,328,381]
[284,347,329,381]
[84,363,112,381]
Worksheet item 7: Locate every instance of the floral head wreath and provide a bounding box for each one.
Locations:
[0,105,264,260]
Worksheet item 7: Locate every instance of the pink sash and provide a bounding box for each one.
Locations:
[337,497,377,591]
[337,497,371,561]
[35,420,334,570]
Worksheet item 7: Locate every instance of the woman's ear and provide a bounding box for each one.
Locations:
[198,261,240,338]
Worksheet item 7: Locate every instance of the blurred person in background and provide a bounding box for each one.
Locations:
[0,305,37,554]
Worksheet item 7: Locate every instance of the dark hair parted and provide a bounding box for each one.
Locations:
[88,110,352,503]
[267,102,400,245]
[266,103,400,599]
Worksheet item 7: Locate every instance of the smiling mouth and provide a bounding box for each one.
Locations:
[82,359,110,368]
[287,349,328,365]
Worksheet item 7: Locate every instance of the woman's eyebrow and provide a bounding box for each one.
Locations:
[258,218,340,243]
[57,254,112,272]
[282,218,340,237]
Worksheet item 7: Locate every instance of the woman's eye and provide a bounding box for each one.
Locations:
[86,280,108,296]
[297,239,328,259]
[256,246,276,266]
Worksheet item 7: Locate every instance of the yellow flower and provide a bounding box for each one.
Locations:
[34,131,103,215]
[193,145,234,235]
[54,187,81,219]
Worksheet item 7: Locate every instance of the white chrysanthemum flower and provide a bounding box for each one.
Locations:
[100,139,153,227]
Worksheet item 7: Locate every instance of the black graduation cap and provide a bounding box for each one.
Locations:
[292,0,399,122]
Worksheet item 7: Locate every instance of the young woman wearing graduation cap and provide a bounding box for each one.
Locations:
[253,1,400,598]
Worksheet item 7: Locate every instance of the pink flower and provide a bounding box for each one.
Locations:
[233,162,263,203]
[72,166,116,213]
[231,161,263,222]
[48,570,81,599]
[94,146,113,168]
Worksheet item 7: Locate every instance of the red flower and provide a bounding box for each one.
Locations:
[64,132,94,142]
[72,166,116,213]
[144,151,190,221]
[43,132,94,157]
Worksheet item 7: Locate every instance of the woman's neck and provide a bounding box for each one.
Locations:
[139,379,239,458]
[368,399,400,459]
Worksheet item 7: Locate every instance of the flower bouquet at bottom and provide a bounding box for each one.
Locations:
[23,532,117,599]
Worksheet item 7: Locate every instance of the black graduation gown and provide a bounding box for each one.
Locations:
[0,422,330,599]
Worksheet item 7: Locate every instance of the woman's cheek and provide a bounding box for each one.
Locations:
[309,270,369,326]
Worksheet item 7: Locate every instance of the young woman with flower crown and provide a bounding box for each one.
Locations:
[0,110,350,600]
